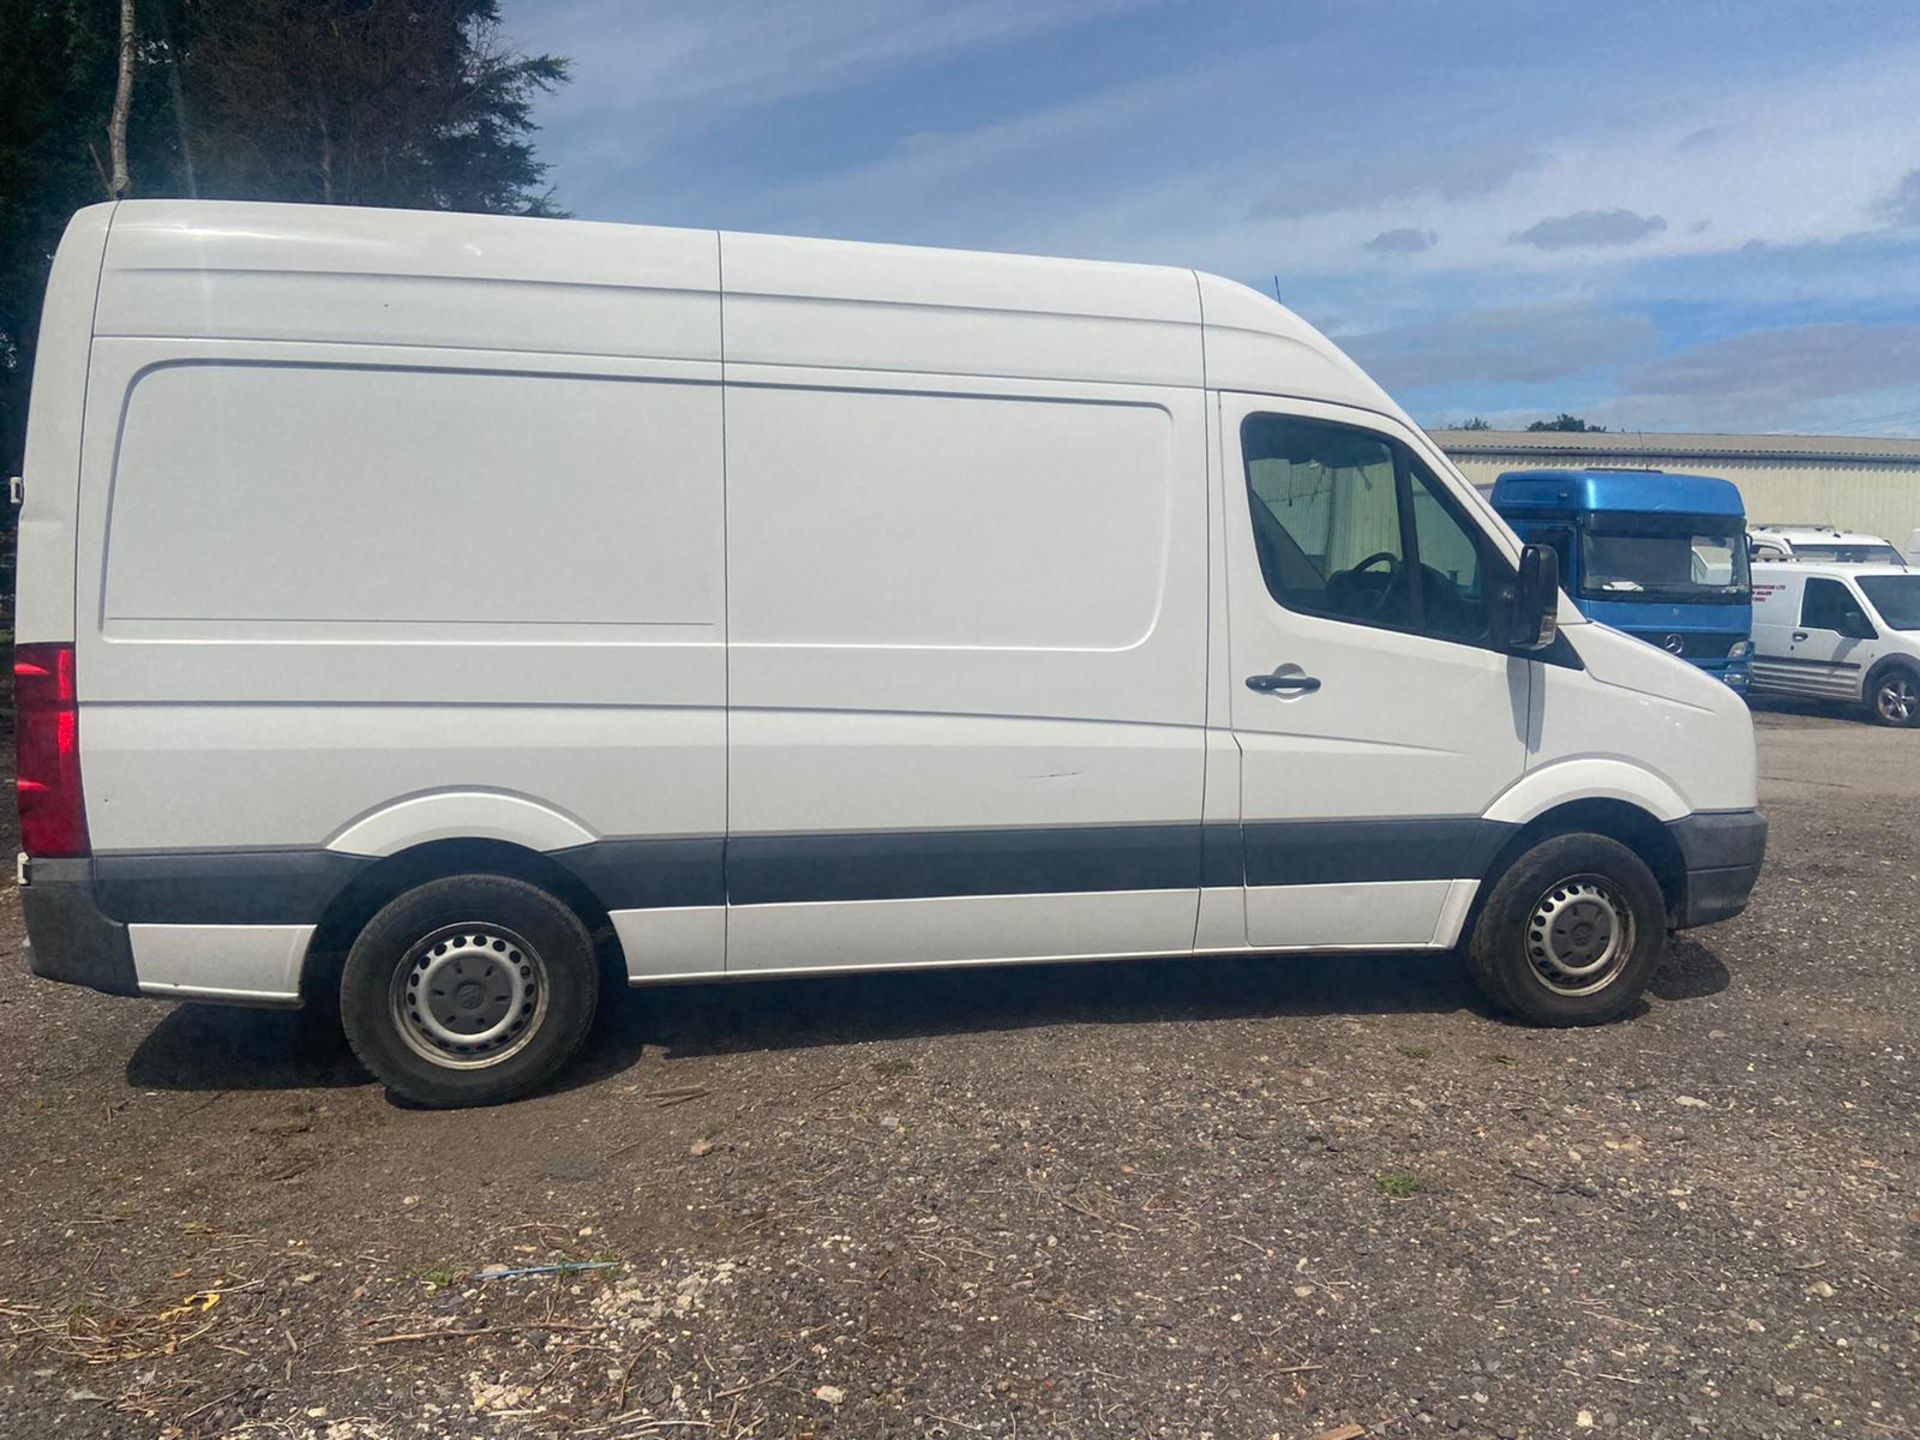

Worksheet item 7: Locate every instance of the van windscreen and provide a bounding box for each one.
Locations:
[1858,575,1920,630]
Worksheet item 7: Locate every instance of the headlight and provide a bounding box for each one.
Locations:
[1728,640,1753,659]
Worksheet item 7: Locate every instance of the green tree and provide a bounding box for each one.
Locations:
[176,0,568,214]
[1456,416,1493,430]
[1525,413,1607,433]
[0,0,570,473]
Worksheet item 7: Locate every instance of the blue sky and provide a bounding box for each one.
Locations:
[503,0,1920,435]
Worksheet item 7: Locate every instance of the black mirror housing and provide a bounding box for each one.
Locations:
[1502,543,1561,652]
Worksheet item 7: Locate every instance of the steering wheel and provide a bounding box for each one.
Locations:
[1352,551,1400,578]
[1339,551,1403,616]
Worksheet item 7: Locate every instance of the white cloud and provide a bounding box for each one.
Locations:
[1593,323,1920,432]
[1344,304,1660,390]
[528,0,1155,124]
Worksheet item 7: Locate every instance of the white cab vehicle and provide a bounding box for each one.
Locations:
[1750,561,1920,726]
[16,201,1766,1106]
[1748,525,1907,567]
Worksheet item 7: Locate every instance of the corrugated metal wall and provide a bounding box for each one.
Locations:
[1444,452,1920,544]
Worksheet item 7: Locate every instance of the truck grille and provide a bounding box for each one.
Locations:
[1624,631,1744,659]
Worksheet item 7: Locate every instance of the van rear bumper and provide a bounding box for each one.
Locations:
[1666,809,1767,929]
[20,858,143,998]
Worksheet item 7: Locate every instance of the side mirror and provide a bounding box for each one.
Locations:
[1501,543,1560,652]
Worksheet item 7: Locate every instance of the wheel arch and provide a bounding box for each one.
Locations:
[298,837,618,1007]
[1864,653,1920,713]
[1476,796,1689,932]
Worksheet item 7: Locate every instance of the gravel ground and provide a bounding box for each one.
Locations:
[0,702,1915,1440]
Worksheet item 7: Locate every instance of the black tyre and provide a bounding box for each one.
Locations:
[1866,663,1920,728]
[340,875,599,1107]
[1467,833,1666,1026]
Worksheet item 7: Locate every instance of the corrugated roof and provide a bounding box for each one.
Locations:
[1429,430,1920,464]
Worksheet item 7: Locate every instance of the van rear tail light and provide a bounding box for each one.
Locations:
[15,643,90,858]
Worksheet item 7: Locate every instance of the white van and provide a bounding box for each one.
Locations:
[1748,525,1907,567]
[16,201,1766,1106]
[1750,561,1920,726]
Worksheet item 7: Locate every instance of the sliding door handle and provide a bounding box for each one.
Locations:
[1791,631,1808,642]
[1246,670,1321,694]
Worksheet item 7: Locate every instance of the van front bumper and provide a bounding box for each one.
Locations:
[1666,809,1767,929]
[19,858,143,997]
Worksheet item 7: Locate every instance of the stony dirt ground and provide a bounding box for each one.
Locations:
[0,703,1915,1440]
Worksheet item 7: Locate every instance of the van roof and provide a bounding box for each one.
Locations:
[1488,467,1745,517]
[1750,526,1892,545]
[89,199,1402,416]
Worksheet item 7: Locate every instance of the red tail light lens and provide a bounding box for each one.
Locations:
[15,643,90,858]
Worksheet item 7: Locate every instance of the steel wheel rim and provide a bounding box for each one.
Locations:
[1525,873,1635,997]
[1877,675,1917,723]
[389,923,548,1070]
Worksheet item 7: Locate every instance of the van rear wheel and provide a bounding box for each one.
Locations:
[1467,833,1666,1026]
[340,875,599,1108]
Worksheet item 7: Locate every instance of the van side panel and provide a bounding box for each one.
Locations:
[15,204,114,646]
[74,206,730,996]
[719,233,1209,971]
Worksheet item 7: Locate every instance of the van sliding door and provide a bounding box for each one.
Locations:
[717,234,1210,973]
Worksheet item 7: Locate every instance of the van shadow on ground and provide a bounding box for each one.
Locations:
[123,936,1731,1097]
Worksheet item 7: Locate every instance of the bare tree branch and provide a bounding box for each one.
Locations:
[108,0,137,196]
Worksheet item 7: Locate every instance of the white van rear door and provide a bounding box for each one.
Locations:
[1219,394,1528,951]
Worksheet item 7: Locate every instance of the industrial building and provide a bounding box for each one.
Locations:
[1433,430,1920,542]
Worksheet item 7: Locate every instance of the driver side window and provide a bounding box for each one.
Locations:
[1241,413,1491,643]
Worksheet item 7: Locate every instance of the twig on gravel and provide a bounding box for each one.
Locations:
[1229,1234,1273,1258]
[652,1089,711,1109]
[614,1348,647,1413]
[926,1414,986,1433]
[1030,1180,1142,1233]
[1272,1363,1323,1375]
[712,1357,801,1399]
[369,1322,603,1345]
[178,1388,243,1423]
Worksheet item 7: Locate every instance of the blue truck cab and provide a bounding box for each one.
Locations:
[1489,468,1752,691]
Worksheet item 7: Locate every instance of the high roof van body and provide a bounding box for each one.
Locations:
[15,201,1765,1104]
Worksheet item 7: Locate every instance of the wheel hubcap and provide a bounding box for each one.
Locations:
[1526,875,1635,997]
[1879,676,1916,723]
[390,924,548,1070]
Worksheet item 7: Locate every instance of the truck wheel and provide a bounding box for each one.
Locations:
[1467,833,1666,1026]
[340,875,599,1108]
[1868,664,1920,728]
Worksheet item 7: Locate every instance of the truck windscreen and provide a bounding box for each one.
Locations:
[1579,515,1751,603]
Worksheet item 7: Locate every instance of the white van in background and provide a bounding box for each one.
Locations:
[1750,561,1920,726]
[1748,525,1907,567]
[16,201,1765,1107]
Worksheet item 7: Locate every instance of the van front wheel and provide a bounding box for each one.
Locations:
[340,875,599,1107]
[1467,834,1666,1026]
[1868,664,1920,728]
